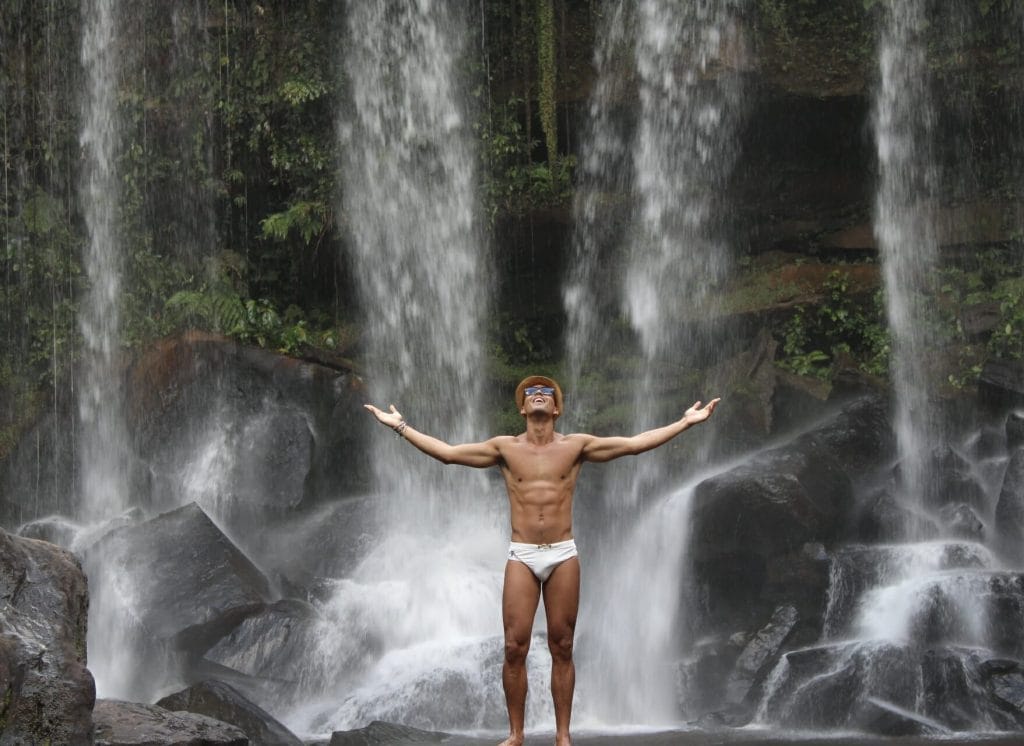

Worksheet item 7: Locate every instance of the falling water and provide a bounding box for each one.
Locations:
[78,0,129,522]
[873,0,941,523]
[296,2,513,733]
[565,0,746,725]
[77,0,138,699]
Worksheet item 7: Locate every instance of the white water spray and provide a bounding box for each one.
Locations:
[298,2,509,734]
[564,0,746,725]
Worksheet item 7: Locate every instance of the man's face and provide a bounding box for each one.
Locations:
[521,384,557,417]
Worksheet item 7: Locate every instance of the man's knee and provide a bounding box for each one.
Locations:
[547,629,574,662]
[505,634,531,665]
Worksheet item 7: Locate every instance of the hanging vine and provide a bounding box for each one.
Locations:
[536,0,557,163]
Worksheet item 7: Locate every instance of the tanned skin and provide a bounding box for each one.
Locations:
[365,387,719,746]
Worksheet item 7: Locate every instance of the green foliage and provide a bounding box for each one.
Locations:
[260,201,329,245]
[163,251,345,356]
[777,271,890,380]
[989,277,1024,361]
[476,99,575,220]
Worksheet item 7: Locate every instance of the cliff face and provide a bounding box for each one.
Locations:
[494,0,1023,382]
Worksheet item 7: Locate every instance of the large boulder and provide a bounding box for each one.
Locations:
[690,434,851,633]
[128,332,371,518]
[86,502,272,653]
[761,641,1024,733]
[201,599,318,685]
[156,679,302,746]
[0,529,94,744]
[93,699,247,746]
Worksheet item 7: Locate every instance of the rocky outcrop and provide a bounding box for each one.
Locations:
[157,679,302,746]
[328,720,448,745]
[93,699,248,746]
[86,502,272,654]
[0,528,94,744]
[200,599,319,686]
[690,419,852,633]
[129,331,372,516]
[724,605,799,709]
[0,332,373,530]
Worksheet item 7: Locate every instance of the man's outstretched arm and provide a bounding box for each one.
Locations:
[364,403,502,468]
[580,398,720,463]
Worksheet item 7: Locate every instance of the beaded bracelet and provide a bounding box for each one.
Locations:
[393,420,408,438]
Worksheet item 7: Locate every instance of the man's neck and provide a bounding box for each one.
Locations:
[524,413,556,445]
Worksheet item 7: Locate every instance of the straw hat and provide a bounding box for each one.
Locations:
[515,375,564,417]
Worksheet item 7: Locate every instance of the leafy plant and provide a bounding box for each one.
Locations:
[777,270,889,380]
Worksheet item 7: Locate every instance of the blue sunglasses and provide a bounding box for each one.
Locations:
[524,386,555,397]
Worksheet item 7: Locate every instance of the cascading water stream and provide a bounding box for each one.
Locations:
[873,0,942,525]
[292,2,520,734]
[565,0,745,725]
[78,0,128,523]
[78,0,140,698]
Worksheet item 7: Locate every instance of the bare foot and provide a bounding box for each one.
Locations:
[497,735,524,746]
[554,734,572,746]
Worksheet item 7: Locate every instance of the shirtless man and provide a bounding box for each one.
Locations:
[365,375,719,746]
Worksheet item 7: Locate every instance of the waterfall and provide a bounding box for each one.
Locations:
[296,1,511,733]
[78,0,129,522]
[873,0,941,523]
[565,0,746,725]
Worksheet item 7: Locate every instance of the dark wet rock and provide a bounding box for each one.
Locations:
[989,670,1024,711]
[725,605,799,707]
[939,503,985,540]
[676,636,743,719]
[87,502,272,653]
[852,487,939,543]
[763,642,923,730]
[202,599,319,684]
[1008,412,1024,450]
[803,395,893,474]
[979,359,1024,415]
[329,720,448,745]
[128,332,371,518]
[995,447,1024,563]
[918,446,987,510]
[709,329,780,454]
[854,697,949,736]
[0,528,94,745]
[691,431,851,632]
[822,543,996,639]
[156,678,303,746]
[93,699,248,745]
[770,369,830,437]
[986,575,1024,659]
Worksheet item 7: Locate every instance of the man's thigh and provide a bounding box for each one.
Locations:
[542,557,580,637]
[503,560,542,641]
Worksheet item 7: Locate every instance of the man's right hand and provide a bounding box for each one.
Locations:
[364,403,404,429]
